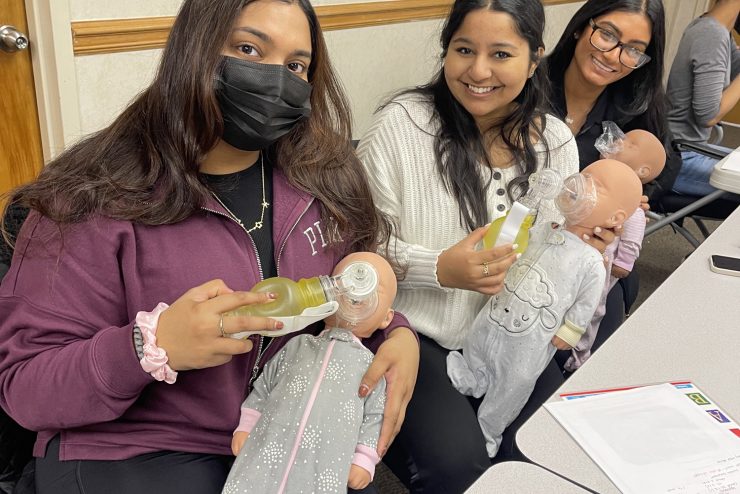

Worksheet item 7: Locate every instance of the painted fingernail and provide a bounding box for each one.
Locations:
[267,292,277,299]
[582,234,590,240]
[515,253,522,260]
[511,243,519,251]
[275,321,284,329]
[594,227,602,234]
[358,384,370,398]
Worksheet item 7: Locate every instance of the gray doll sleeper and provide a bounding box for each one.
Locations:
[222,327,385,494]
[447,223,605,457]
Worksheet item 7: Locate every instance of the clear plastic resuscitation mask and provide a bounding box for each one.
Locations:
[594,121,626,158]
[333,261,379,326]
[555,172,598,225]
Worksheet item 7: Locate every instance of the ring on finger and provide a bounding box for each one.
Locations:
[482,261,490,277]
[219,313,225,337]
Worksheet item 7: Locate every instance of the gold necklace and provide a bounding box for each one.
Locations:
[212,154,269,234]
[565,98,597,128]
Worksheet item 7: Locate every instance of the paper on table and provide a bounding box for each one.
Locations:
[721,148,740,172]
[546,383,740,494]
[666,451,740,493]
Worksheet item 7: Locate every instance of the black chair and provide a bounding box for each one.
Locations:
[0,203,35,494]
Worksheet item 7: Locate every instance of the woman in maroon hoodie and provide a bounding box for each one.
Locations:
[0,0,418,492]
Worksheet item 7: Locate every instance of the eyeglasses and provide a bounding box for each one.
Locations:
[588,19,651,69]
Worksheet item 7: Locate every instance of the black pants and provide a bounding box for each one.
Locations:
[35,436,378,494]
[384,335,565,494]
[35,436,233,494]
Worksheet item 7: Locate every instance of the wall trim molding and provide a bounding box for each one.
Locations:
[71,0,581,56]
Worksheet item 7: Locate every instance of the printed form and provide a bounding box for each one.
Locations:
[546,383,740,493]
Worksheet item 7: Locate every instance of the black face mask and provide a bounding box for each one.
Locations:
[216,56,312,151]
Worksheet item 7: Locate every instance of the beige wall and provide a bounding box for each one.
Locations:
[28,0,712,158]
[72,20,445,141]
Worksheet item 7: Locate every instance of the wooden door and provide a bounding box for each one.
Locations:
[725,30,740,125]
[0,0,43,202]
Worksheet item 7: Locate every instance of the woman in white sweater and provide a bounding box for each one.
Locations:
[357,0,615,491]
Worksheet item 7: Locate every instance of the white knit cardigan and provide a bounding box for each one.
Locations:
[357,94,579,350]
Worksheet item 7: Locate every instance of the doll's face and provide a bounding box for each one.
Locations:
[582,159,643,228]
[560,159,642,229]
[324,252,397,338]
[611,130,666,183]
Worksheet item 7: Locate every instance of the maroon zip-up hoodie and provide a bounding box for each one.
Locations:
[0,168,410,460]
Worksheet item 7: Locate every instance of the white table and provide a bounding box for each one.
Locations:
[464,461,590,494]
[516,206,740,493]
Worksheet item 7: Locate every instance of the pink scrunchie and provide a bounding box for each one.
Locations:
[136,302,178,384]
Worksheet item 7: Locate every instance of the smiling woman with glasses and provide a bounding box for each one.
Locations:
[543,0,683,377]
[588,18,652,69]
[544,0,679,186]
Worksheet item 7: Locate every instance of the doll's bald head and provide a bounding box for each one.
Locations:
[572,159,643,230]
[609,129,666,184]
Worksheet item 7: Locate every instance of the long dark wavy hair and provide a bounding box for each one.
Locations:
[546,0,667,136]
[402,0,551,232]
[3,0,389,254]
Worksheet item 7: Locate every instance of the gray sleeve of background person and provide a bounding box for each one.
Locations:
[732,45,740,80]
[691,26,732,127]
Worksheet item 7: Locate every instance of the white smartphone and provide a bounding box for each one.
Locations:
[709,255,740,277]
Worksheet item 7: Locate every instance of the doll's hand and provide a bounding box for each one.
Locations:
[581,226,618,254]
[437,226,519,295]
[359,327,418,458]
[639,195,650,212]
[231,431,250,456]
[156,279,283,371]
[347,464,371,490]
[551,335,573,350]
[611,265,631,279]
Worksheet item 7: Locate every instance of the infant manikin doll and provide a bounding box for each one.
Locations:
[565,127,666,372]
[222,252,397,493]
[447,160,642,457]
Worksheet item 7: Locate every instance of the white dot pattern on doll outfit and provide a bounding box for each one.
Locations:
[340,399,357,422]
[287,374,308,397]
[324,359,344,383]
[300,424,321,450]
[258,440,287,467]
[317,469,342,492]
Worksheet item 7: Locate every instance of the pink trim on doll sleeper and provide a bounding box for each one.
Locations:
[277,339,337,494]
[353,444,380,480]
[236,407,261,433]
